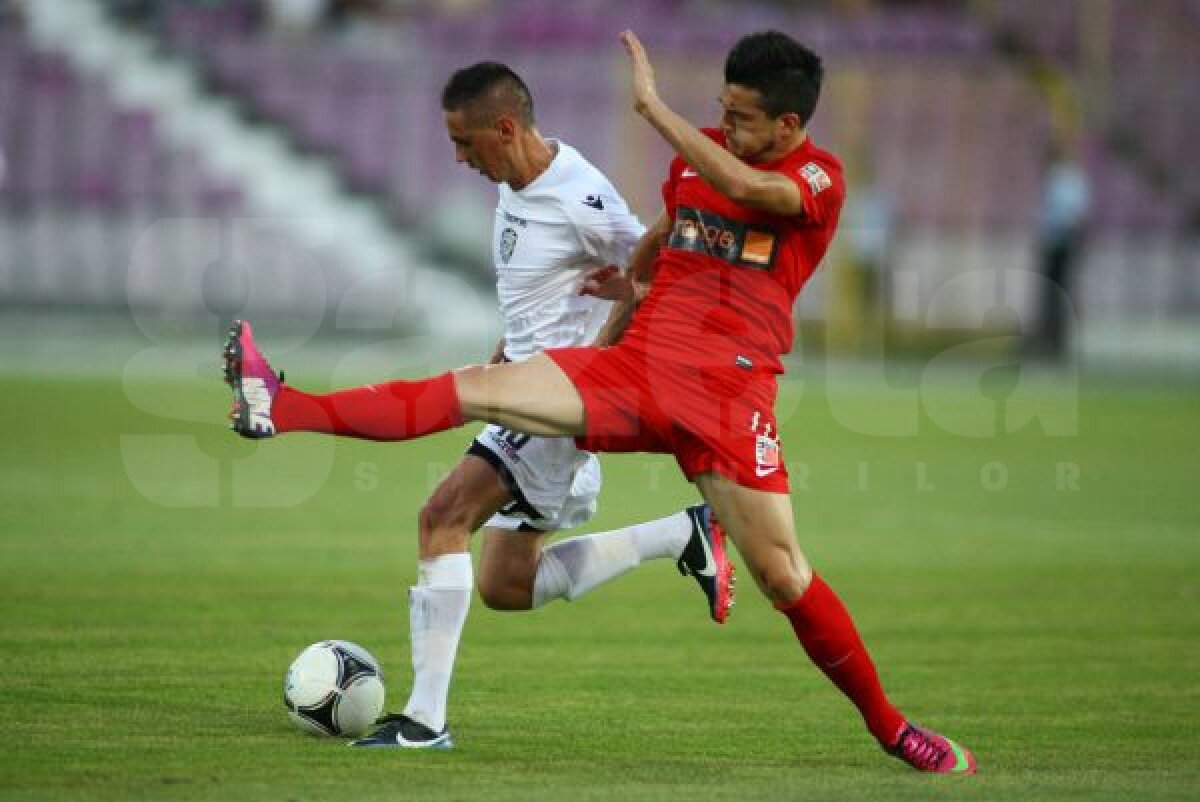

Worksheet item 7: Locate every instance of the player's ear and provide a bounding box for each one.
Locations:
[495,114,518,143]
[776,111,802,137]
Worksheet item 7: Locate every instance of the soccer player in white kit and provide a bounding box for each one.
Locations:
[339,63,735,748]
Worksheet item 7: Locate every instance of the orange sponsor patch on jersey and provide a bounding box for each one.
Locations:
[741,230,776,266]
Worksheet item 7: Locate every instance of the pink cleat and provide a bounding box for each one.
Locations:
[222,319,281,439]
[888,723,977,774]
[677,504,736,624]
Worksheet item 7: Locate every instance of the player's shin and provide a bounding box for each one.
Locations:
[402,552,472,733]
[776,574,906,746]
[273,373,463,440]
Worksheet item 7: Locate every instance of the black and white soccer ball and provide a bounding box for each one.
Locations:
[283,640,385,737]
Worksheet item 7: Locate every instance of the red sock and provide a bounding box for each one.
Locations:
[777,574,906,746]
[272,372,463,441]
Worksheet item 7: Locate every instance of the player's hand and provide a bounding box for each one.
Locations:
[620,30,659,115]
[579,265,633,302]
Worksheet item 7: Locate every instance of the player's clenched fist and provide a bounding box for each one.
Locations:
[579,265,631,302]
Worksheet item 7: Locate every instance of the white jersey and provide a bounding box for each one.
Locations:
[492,140,645,362]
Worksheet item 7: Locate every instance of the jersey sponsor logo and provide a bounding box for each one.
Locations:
[741,229,775,266]
[800,162,832,196]
[582,194,605,210]
[500,227,518,264]
[668,206,779,271]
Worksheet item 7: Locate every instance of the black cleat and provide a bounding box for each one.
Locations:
[349,712,455,750]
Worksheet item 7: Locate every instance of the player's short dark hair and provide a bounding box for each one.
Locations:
[724,31,823,125]
[441,62,535,127]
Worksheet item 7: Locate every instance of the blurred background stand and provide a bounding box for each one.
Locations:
[0,0,1196,376]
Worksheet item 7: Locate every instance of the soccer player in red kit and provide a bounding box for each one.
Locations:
[224,29,976,773]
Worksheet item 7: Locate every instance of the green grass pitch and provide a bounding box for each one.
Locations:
[2,369,1198,801]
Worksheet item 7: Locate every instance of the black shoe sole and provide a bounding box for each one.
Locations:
[223,320,255,438]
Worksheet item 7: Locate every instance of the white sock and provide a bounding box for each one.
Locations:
[402,552,472,733]
[531,510,693,608]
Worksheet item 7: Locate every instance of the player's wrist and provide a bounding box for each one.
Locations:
[635,92,666,119]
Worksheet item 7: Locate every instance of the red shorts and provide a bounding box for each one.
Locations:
[546,345,789,493]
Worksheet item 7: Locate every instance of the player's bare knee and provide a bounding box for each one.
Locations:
[452,364,490,420]
[475,580,509,609]
[757,561,811,604]
[476,577,531,611]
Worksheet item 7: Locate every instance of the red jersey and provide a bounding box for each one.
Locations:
[622,129,845,374]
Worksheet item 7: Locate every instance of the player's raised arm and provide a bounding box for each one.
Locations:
[619,30,807,217]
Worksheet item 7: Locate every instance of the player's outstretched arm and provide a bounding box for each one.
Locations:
[590,279,635,348]
[587,210,669,346]
[619,30,806,217]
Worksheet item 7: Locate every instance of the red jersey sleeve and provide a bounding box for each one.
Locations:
[778,152,845,225]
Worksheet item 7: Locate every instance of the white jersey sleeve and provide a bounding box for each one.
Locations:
[562,177,645,270]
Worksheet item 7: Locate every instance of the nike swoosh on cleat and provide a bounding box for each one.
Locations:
[395,731,451,748]
[948,739,971,772]
[691,511,718,578]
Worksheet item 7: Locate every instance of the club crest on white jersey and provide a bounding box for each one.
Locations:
[499,227,518,264]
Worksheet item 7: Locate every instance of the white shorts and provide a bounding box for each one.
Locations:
[468,424,602,533]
